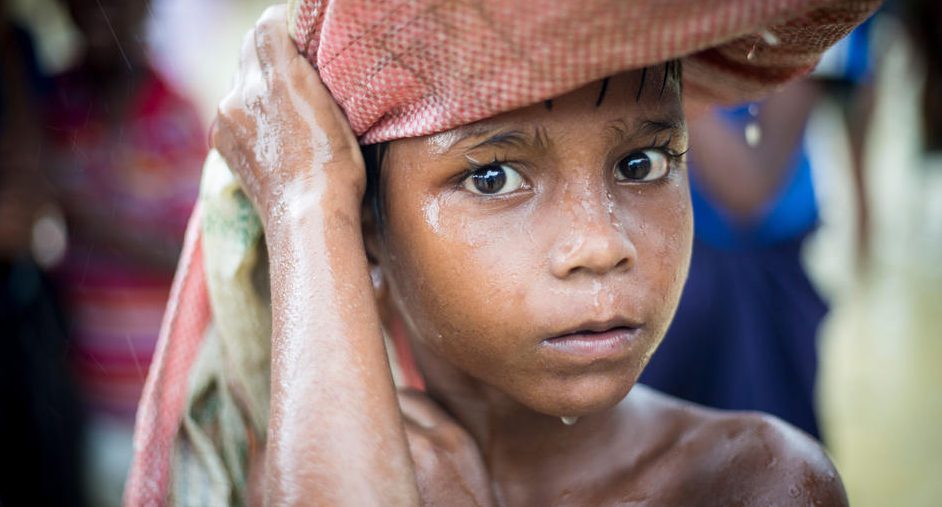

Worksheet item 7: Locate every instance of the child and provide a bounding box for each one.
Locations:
[128,1,878,505]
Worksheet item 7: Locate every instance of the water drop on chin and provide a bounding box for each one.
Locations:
[561,416,579,426]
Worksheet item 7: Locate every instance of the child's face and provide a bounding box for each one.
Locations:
[372,69,691,416]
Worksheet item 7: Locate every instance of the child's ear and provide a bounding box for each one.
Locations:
[361,201,387,305]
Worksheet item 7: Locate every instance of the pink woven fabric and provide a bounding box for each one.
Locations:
[126,1,878,505]
[125,205,210,507]
[288,0,880,144]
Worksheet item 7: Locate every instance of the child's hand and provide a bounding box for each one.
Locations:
[212,4,365,228]
[399,389,496,507]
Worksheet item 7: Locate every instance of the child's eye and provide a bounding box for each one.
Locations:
[614,149,670,182]
[462,164,525,195]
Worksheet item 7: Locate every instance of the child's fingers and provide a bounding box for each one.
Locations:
[250,4,357,154]
[398,389,473,450]
[213,110,262,197]
[401,418,442,476]
[235,26,258,94]
[398,389,446,430]
[240,30,267,110]
[399,394,493,506]
[254,4,296,77]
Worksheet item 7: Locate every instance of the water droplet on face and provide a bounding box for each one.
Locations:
[561,416,579,425]
[422,197,442,235]
[760,29,780,46]
[745,122,762,146]
[747,45,757,61]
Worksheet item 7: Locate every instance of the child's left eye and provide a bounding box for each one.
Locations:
[614,149,670,182]
[462,164,525,195]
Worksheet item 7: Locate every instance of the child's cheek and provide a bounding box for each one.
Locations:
[645,181,693,324]
[386,204,535,342]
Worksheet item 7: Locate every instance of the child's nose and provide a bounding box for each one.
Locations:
[549,200,637,279]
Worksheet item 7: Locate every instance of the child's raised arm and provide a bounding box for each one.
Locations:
[212,6,420,505]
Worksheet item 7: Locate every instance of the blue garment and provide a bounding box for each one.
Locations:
[641,235,826,438]
[689,105,820,250]
[641,104,825,438]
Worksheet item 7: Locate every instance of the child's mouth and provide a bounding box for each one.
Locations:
[541,321,641,361]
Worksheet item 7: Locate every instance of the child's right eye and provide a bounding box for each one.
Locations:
[462,164,525,195]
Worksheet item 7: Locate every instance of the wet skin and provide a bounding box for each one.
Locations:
[215,6,847,506]
[376,69,691,422]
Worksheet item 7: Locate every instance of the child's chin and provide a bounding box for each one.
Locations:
[525,372,638,418]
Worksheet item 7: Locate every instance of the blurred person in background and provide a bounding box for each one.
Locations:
[42,0,205,503]
[640,22,874,441]
[642,21,871,439]
[0,0,85,505]
[639,80,829,439]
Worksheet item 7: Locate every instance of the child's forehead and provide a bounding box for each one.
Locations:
[422,70,684,155]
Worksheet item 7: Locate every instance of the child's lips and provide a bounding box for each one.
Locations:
[540,320,642,362]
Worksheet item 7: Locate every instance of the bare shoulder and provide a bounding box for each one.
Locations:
[629,386,848,506]
[702,411,848,506]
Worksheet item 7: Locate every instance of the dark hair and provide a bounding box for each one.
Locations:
[362,142,389,231]
[361,61,683,230]
[900,0,942,151]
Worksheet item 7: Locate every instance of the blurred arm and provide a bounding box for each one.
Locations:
[688,79,821,222]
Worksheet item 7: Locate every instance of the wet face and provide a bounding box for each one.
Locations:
[370,68,692,417]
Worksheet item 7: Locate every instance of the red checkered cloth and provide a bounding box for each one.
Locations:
[125,1,879,505]
[288,0,879,144]
[126,204,210,507]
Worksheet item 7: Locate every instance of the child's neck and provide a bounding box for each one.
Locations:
[411,339,639,488]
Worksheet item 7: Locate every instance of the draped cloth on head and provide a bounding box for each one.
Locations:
[125,1,879,505]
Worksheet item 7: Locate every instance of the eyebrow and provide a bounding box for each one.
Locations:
[444,125,553,154]
[605,116,686,144]
[440,114,683,156]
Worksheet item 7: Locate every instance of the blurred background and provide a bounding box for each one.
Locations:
[0,0,938,506]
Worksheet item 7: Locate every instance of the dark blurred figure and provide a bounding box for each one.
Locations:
[0,1,85,506]
[901,0,942,153]
[641,82,827,438]
[641,22,873,439]
[43,0,205,503]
